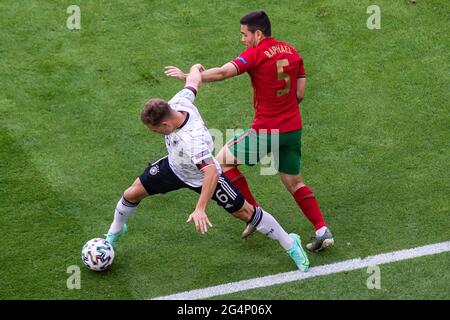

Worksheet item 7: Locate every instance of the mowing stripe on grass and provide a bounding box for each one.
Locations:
[151,241,450,300]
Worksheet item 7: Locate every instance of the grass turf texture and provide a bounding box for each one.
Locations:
[0,0,448,299]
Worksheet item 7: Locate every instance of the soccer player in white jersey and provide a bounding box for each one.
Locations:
[105,64,309,271]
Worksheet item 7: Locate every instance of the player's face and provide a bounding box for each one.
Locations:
[240,25,257,48]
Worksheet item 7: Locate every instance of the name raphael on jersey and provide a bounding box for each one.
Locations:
[263,44,293,58]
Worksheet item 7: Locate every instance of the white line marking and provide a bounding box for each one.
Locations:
[151,240,450,300]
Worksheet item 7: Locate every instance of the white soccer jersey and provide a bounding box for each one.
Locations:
[165,88,221,187]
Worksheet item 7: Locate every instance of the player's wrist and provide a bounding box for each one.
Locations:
[195,203,207,211]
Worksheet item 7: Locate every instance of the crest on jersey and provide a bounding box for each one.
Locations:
[149,165,159,175]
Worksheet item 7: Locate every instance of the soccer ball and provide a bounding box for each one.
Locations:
[81,238,115,271]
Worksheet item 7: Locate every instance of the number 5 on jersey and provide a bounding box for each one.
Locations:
[277,59,290,97]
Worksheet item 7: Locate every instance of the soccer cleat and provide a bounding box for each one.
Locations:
[241,224,257,239]
[306,228,334,252]
[287,233,310,272]
[105,224,128,249]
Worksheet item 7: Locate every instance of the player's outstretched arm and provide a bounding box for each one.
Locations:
[165,63,238,83]
[185,64,204,93]
[200,62,237,82]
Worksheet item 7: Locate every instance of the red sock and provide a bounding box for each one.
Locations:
[293,186,326,231]
[224,168,259,207]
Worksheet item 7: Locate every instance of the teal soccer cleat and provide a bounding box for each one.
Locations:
[105,224,128,249]
[287,233,310,272]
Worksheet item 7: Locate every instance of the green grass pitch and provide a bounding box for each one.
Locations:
[0,0,448,299]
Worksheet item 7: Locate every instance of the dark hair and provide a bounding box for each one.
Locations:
[240,11,271,36]
[141,98,172,126]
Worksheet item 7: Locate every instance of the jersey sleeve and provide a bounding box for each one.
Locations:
[168,87,196,105]
[230,47,255,74]
[191,146,216,171]
[297,57,306,78]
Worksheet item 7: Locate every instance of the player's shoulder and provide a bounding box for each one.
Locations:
[179,103,202,122]
[169,93,200,114]
[236,45,257,64]
[177,113,205,137]
[169,88,196,104]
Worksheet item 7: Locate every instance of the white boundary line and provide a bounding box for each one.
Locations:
[151,240,450,300]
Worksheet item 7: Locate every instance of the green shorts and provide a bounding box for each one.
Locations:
[227,129,302,175]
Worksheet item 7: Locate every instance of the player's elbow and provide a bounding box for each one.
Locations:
[211,170,220,183]
[206,170,220,186]
[203,165,220,180]
[297,92,304,103]
[211,168,220,180]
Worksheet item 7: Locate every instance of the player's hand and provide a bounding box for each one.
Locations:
[186,209,213,234]
[164,66,187,81]
[191,64,205,72]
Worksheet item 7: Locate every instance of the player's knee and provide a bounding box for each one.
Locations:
[123,187,136,203]
[231,201,253,222]
[282,175,305,194]
[123,179,147,203]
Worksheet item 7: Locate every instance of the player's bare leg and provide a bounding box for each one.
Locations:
[279,173,334,252]
[122,178,149,203]
[232,200,309,272]
[106,178,148,248]
[216,145,259,207]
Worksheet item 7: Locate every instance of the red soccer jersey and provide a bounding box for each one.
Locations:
[231,37,306,133]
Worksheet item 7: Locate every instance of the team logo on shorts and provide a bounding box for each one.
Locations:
[149,165,159,175]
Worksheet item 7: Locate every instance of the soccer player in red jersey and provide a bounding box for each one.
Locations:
[165,11,334,252]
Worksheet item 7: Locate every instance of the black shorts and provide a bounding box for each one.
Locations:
[139,156,245,213]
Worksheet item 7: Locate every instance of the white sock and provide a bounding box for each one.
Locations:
[315,226,328,237]
[108,197,139,234]
[249,207,294,250]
